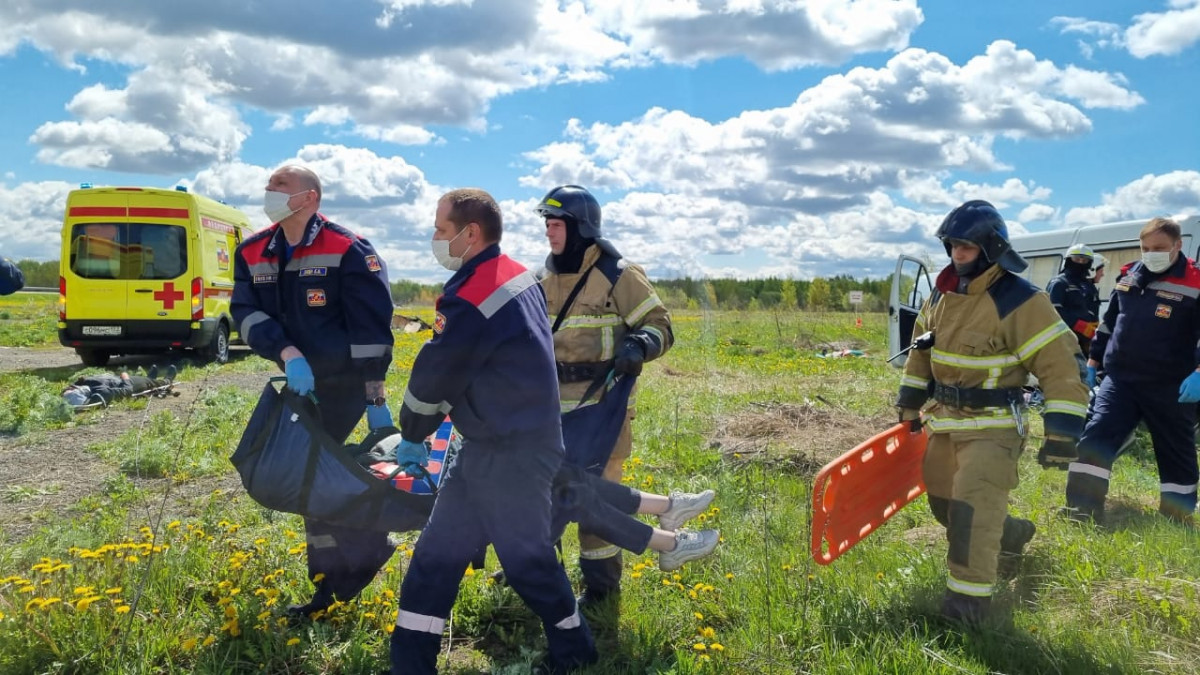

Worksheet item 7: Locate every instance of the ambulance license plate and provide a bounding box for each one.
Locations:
[82,325,122,336]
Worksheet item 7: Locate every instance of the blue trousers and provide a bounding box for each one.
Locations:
[303,375,394,605]
[390,434,596,674]
[1067,375,1198,519]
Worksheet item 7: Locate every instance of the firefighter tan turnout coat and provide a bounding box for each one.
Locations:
[540,244,673,414]
[897,263,1089,596]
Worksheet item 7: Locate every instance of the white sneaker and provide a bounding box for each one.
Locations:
[658,489,715,531]
[659,529,720,572]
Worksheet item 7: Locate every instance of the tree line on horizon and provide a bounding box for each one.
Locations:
[14,260,893,312]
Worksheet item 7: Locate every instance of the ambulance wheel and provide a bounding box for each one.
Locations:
[76,349,110,367]
[200,322,230,365]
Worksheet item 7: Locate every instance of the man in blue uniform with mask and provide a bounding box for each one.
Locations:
[232,165,397,615]
[388,188,596,675]
[1058,217,1200,526]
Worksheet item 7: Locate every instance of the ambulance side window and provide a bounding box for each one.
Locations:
[70,223,123,279]
[131,224,187,280]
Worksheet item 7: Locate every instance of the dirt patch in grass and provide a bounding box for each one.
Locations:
[711,400,893,476]
[0,354,271,544]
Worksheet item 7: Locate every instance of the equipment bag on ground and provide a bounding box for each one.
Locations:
[230,380,435,533]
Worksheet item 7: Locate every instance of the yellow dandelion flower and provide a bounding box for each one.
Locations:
[662,579,672,586]
[688,590,698,599]
[781,564,791,571]
[630,572,642,579]
[709,507,720,515]
[114,605,131,614]
[167,521,181,530]
[287,637,301,646]
[697,514,708,523]
[384,589,395,600]
[710,643,725,652]
[633,563,646,572]
[694,612,704,620]
[75,596,101,612]
[181,638,198,651]
[386,624,395,634]
[257,611,271,621]
[464,567,475,576]
[700,654,711,662]
[224,605,238,619]
[700,627,715,638]
[673,574,682,581]
[875,572,884,581]
[692,643,707,651]
[105,587,122,595]
[0,610,5,620]
[312,573,326,583]
[202,635,217,647]
[74,586,95,596]
[25,598,44,611]
[125,555,139,564]
[217,597,232,606]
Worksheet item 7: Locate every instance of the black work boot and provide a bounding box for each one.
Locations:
[1064,471,1108,525]
[999,517,1036,555]
[1159,497,1196,527]
[940,590,991,626]
[997,517,1036,578]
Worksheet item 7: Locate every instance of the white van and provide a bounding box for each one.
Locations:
[888,215,1200,365]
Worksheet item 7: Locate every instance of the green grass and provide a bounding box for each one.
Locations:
[0,293,60,348]
[0,309,1197,674]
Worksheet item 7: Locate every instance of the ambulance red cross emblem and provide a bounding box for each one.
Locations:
[153,282,185,309]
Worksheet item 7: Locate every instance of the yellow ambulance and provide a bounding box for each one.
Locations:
[58,185,256,366]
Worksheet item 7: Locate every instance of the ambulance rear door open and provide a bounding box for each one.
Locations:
[887,255,933,367]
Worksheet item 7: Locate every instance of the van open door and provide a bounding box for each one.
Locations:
[888,256,933,367]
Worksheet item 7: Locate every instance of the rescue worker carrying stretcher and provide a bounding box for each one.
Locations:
[535,184,674,611]
[389,189,597,675]
[1062,217,1200,526]
[896,200,1089,624]
[1046,244,1101,353]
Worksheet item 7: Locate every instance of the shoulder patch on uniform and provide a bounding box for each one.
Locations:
[299,267,327,277]
[306,288,327,307]
[433,311,446,333]
[986,273,1038,321]
[365,255,382,272]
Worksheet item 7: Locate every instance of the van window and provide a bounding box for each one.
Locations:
[1095,247,1142,298]
[70,223,188,280]
[1023,254,1062,291]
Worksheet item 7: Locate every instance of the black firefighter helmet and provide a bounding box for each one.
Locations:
[935,200,1027,273]
[535,184,621,259]
[535,185,603,239]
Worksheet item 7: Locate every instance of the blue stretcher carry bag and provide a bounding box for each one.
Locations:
[229,380,436,533]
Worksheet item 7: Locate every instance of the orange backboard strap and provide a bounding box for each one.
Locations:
[811,422,928,565]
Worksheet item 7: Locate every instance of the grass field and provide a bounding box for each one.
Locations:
[0,297,1197,674]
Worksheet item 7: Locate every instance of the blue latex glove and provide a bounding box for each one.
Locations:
[1179,371,1200,403]
[366,403,393,430]
[1085,365,1097,389]
[396,439,429,470]
[284,356,315,396]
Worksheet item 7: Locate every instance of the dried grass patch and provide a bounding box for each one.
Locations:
[711,400,893,476]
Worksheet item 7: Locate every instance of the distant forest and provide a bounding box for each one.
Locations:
[16,260,893,312]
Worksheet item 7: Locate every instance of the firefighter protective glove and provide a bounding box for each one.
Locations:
[1179,371,1200,403]
[284,356,315,396]
[396,439,429,470]
[1037,438,1077,470]
[614,338,646,377]
[898,408,922,433]
[366,403,393,430]
[1085,365,1097,389]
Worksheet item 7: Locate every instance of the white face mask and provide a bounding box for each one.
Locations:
[263,190,307,223]
[432,227,471,271]
[1142,250,1174,273]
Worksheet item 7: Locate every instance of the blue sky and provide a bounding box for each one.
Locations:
[0,0,1197,283]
